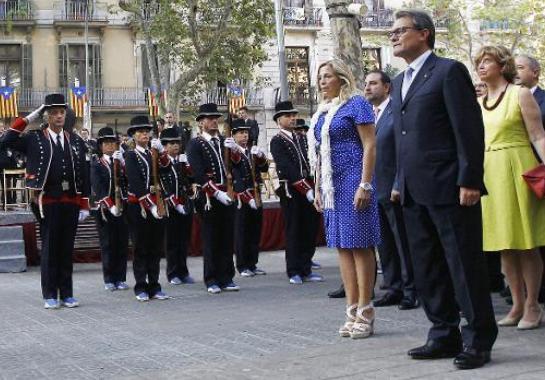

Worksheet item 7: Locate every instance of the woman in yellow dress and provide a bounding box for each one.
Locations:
[476,45,545,330]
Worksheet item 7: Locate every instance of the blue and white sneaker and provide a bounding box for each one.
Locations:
[221,282,240,291]
[181,275,195,284]
[169,277,182,285]
[116,282,129,290]
[303,273,324,282]
[207,285,221,294]
[240,269,255,277]
[289,275,303,285]
[152,291,170,300]
[104,283,116,291]
[61,297,80,308]
[44,298,60,309]
[135,292,150,302]
[311,260,322,270]
[253,267,267,275]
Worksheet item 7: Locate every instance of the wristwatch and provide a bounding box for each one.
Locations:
[359,182,373,191]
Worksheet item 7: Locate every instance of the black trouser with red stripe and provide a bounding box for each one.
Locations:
[166,210,193,281]
[127,203,165,296]
[39,202,80,299]
[95,210,129,285]
[234,203,262,273]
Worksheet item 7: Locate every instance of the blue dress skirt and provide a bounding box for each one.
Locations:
[314,95,381,249]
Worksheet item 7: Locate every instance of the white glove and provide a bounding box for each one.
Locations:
[175,204,187,215]
[177,154,188,163]
[78,209,90,222]
[214,190,233,206]
[224,137,243,153]
[150,204,162,219]
[151,138,164,153]
[249,199,258,210]
[26,104,46,123]
[306,189,315,203]
[250,145,265,158]
[109,205,120,217]
[112,150,124,165]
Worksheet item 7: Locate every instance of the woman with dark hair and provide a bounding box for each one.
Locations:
[476,45,545,330]
[309,59,380,339]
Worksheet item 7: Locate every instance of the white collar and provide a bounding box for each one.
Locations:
[102,154,111,164]
[47,128,65,149]
[279,128,293,140]
[531,85,538,94]
[407,49,433,77]
[374,97,391,123]
[135,145,148,154]
[202,131,219,142]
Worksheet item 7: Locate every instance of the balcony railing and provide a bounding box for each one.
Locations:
[283,7,323,27]
[360,9,451,29]
[480,20,511,31]
[202,87,264,108]
[0,1,33,21]
[54,1,108,22]
[17,88,147,108]
[274,87,317,108]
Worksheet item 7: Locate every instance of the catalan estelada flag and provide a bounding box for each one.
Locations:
[228,87,245,115]
[147,88,168,118]
[0,86,18,118]
[69,86,87,118]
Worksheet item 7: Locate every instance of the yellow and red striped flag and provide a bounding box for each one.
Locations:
[0,87,18,118]
[228,88,245,115]
[147,88,168,118]
[69,86,87,118]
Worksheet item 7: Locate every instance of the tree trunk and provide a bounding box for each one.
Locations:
[324,0,366,90]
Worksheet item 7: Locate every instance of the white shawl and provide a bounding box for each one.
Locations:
[308,97,347,210]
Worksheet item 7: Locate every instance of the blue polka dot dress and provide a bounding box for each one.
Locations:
[314,95,381,249]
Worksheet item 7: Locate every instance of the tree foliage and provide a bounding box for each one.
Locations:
[118,0,274,114]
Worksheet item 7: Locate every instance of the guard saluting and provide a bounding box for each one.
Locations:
[159,127,195,285]
[91,127,130,292]
[125,116,170,302]
[270,101,322,285]
[0,94,90,308]
[186,103,239,294]
[229,118,268,277]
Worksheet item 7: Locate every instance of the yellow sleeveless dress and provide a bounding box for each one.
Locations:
[480,85,545,251]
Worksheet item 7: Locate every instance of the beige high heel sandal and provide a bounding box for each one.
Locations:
[350,304,375,339]
[339,304,357,337]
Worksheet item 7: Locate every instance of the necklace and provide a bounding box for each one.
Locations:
[482,83,509,111]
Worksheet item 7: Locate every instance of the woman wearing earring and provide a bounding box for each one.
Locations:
[309,59,380,338]
[476,45,545,330]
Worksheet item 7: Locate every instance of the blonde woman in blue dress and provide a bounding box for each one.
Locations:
[309,59,380,338]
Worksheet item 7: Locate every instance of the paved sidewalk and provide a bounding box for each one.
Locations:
[0,248,544,379]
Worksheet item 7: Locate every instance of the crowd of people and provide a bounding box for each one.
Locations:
[1,7,545,372]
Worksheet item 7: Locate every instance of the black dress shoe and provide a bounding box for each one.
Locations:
[328,285,345,298]
[408,341,462,360]
[453,348,491,370]
[398,296,420,310]
[374,292,402,307]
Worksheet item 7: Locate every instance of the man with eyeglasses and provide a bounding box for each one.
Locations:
[388,9,497,369]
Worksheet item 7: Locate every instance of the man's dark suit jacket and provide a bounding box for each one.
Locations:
[533,86,545,124]
[391,53,485,205]
[375,101,396,202]
[245,119,259,147]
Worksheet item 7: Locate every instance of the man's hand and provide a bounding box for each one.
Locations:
[214,190,233,206]
[78,209,90,222]
[150,138,164,153]
[112,150,124,165]
[175,204,187,215]
[109,205,120,217]
[249,199,258,210]
[306,189,315,203]
[250,145,265,158]
[150,204,162,219]
[25,104,46,124]
[390,189,400,203]
[178,153,188,163]
[459,187,481,206]
[224,137,243,153]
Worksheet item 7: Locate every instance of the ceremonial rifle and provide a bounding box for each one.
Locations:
[151,115,167,217]
[113,119,123,213]
[224,107,234,199]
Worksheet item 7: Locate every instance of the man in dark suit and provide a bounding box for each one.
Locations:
[515,54,545,304]
[389,10,497,369]
[364,70,417,310]
[239,106,259,147]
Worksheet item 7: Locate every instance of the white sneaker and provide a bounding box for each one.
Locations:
[240,269,255,277]
[207,285,221,294]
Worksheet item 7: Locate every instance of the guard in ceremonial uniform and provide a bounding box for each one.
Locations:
[159,128,195,285]
[0,94,90,309]
[186,103,239,294]
[125,116,170,302]
[91,127,130,292]
[229,118,268,277]
[269,101,322,284]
